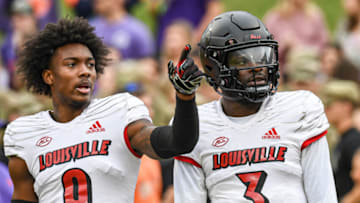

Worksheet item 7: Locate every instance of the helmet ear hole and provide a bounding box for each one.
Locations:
[225,39,237,46]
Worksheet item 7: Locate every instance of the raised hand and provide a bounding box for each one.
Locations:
[168,44,204,95]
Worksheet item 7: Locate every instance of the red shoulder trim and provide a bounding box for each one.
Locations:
[301,130,328,151]
[175,156,202,168]
[124,126,142,158]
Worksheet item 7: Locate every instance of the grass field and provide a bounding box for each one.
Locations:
[222,0,344,34]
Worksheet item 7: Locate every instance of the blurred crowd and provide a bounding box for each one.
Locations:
[0,0,360,202]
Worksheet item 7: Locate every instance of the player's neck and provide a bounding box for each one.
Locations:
[50,101,89,123]
[221,98,262,117]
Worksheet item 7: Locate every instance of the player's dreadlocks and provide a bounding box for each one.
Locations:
[17,17,110,96]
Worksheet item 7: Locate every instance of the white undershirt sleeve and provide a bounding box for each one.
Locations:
[301,136,338,203]
[174,159,207,203]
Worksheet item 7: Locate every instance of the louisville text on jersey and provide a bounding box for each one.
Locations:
[213,146,288,170]
[38,139,112,172]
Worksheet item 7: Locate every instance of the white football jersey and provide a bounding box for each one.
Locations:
[4,93,151,203]
[174,90,337,203]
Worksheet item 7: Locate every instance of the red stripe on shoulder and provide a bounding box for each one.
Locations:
[124,126,142,158]
[301,130,328,151]
[175,156,202,168]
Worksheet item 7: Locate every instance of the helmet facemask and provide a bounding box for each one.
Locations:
[204,45,279,103]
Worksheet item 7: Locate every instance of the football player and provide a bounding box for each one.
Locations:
[173,11,338,202]
[3,17,202,203]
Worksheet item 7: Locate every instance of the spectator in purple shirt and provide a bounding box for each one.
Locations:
[1,0,38,89]
[0,0,11,34]
[89,0,155,60]
[156,0,223,51]
[30,0,58,29]
[0,0,58,34]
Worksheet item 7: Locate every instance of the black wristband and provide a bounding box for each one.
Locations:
[150,96,199,158]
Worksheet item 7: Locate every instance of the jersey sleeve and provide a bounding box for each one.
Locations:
[3,120,29,162]
[174,158,207,203]
[301,136,338,203]
[125,93,152,125]
[298,91,329,150]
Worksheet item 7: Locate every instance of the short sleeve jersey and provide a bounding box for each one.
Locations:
[4,93,151,203]
[175,90,329,202]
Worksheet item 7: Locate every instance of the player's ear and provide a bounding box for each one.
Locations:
[42,69,54,85]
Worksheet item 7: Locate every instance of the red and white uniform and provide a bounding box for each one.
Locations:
[174,90,337,203]
[4,93,150,203]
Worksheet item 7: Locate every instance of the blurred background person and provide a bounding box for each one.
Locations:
[66,0,139,20]
[0,0,58,36]
[94,47,121,98]
[0,0,11,34]
[155,20,194,127]
[159,20,194,70]
[284,47,323,94]
[334,0,360,71]
[0,0,51,124]
[331,57,360,84]
[28,0,58,29]
[319,42,360,84]
[155,0,223,52]
[319,42,343,83]
[342,149,360,203]
[322,80,360,200]
[263,0,329,82]
[1,0,38,90]
[89,0,155,60]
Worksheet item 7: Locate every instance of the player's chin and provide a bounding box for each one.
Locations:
[71,94,92,108]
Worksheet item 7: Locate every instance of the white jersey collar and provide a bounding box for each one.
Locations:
[215,95,273,130]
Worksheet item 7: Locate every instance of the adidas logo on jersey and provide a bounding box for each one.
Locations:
[86,121,105,134]
[262,128,280,139]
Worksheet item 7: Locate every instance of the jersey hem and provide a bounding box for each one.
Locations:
[301,130,328,150]
[175,156,202,168]
[124,126,142,158]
